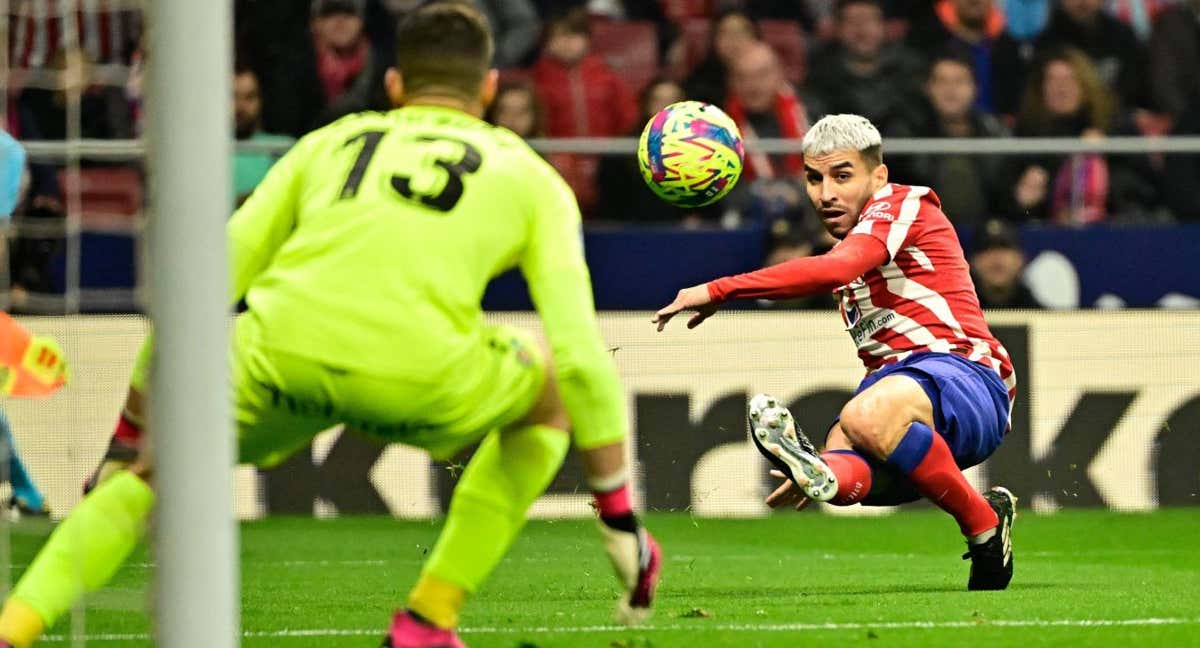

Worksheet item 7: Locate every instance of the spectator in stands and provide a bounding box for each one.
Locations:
[906,0,1028,117]
[309,0,385,124]
[1012,46,1163,222]
[970,219,1045,308]
[1149,0,1200,220]
[233,67,291,206]
[532,8,638,137]
[474,0,541,67]
[723,42,815,235]
[1035,0,1146,108]
[891,53,1008,225]
[485,82,545,139]
[238,0,388,136]
[1010,48,1110,222]
[596,78,699,223]
[684,9,760,107]
[804,0,925,133]
[725,42,811,183]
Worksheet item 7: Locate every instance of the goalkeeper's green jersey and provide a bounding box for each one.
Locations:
[229,105,624,444]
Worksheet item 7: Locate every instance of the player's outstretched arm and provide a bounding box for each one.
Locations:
[653,234,888,331]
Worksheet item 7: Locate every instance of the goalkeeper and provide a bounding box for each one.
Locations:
[0,4,658,648]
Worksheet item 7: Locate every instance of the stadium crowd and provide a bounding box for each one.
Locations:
[3,0,1199,308]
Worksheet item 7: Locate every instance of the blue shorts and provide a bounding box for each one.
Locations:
[837,352,1011,505]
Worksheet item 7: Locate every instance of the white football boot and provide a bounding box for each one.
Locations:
[748,393,838,502]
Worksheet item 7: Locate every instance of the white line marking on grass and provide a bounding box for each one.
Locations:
[10,559,392,570]
[41,617,1200,642]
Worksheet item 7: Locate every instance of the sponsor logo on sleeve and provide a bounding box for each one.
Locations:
[861,201,895,223]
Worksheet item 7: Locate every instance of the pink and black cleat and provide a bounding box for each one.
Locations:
[616,529,663,624]
[381,611,466,648]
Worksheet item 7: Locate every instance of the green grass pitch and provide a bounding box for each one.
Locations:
[10,509,1200,647]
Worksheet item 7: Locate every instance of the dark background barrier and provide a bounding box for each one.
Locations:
[35,223,1200,311]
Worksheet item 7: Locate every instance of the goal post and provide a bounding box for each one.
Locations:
[145,0,238,645]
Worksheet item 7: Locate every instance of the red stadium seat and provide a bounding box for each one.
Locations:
[590,19,660,96]
[659,0,714,22]
[546,153,599,217]
[57,166,143,232]
[758,19,807,85]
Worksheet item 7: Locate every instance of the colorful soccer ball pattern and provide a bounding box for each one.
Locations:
[637,101,745,208]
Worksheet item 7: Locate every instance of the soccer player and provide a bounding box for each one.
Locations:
[653,114,1017,591]
[0,5,659,647]
[0,312,69,518]
[1,130,69,518]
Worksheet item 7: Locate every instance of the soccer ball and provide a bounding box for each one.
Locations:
[637,101,744,208]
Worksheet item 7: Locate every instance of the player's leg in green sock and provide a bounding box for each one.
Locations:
[409,423,569,628]
[0,471,154,647]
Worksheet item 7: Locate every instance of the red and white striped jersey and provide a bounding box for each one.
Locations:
[837,183,1017,404]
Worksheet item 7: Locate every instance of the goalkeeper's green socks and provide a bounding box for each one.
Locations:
[0,471,153,647]
[409,424,569,628]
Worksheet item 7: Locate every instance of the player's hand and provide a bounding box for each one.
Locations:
[765,469,812,511]
[653,285,719,331]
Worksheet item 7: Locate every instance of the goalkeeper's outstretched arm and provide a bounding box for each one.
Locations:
[519,164,627,451]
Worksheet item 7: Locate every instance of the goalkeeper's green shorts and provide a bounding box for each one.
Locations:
[131,313,547,466]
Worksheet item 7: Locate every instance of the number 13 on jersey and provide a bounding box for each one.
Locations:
[339,130,483,213]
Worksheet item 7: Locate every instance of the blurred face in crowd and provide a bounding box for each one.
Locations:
[953,0,991,30]
[804,149,888,239]
[837,1,885,62]
[713,12,757,64]
[927,60,976,121]
[972,247,1025,290]
[730,43,783,113]
[491,87,538,138]
[545,24,589,66]
[233,71,262,140]
[1060,0,1103,23]
[642,80,685,118]
[1042,59,1084,116]
[312,9,364,52]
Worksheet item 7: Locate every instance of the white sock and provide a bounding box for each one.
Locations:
[587,469,628,494]
[968,527,997,545]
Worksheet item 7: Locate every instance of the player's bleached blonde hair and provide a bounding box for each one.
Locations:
[802,114,884,168]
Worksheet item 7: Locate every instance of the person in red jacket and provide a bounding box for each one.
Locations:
[531,8,638,138]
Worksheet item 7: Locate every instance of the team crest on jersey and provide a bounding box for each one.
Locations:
[861,201,894,222]
[841,288,862,329]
